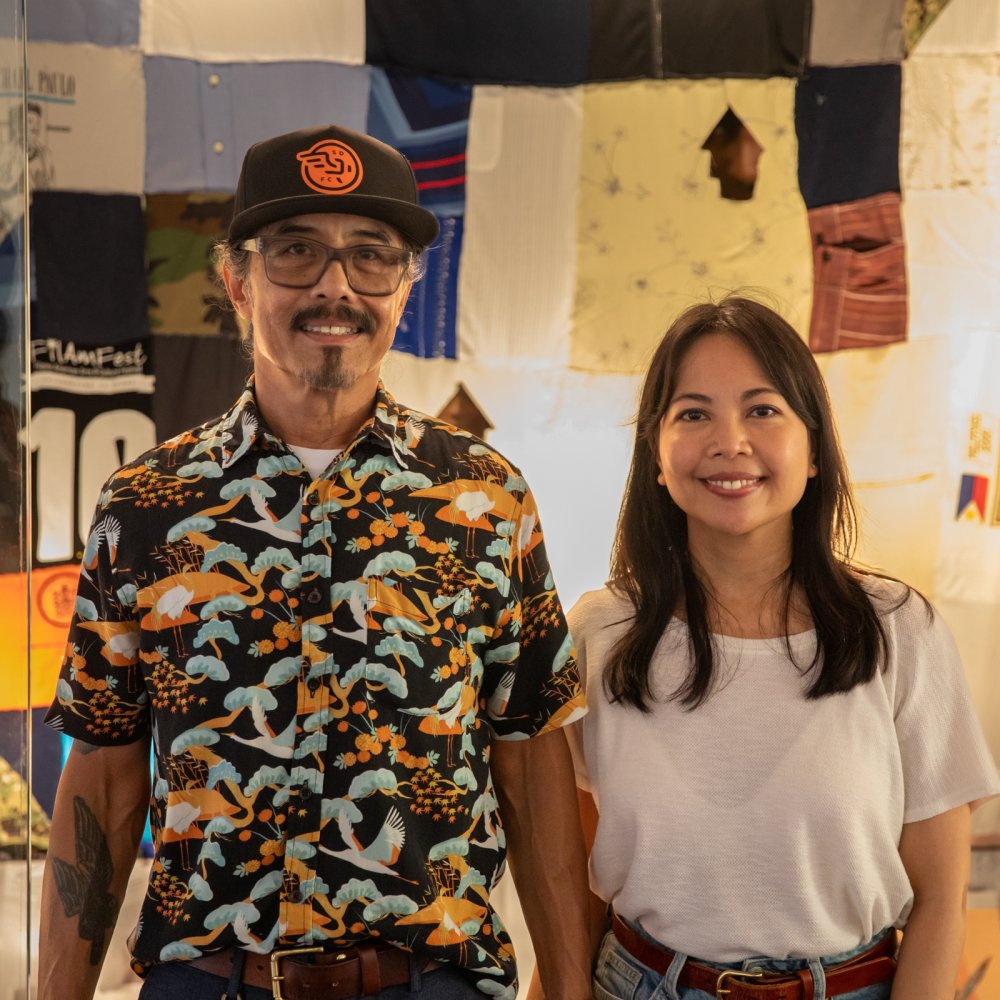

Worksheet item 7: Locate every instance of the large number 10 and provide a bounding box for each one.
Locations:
[31,407,156,564]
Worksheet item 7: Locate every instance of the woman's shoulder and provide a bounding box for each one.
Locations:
[568,585,635,636]
[855,572,940,643]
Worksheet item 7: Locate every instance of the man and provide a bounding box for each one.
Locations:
[39,124,592,1000]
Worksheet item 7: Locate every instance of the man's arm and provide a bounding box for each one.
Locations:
[892,804,971,1000]
[38,737,151,1000]
[491,727,592,1000]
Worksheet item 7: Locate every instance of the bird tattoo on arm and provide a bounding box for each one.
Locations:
[51,796,119,965]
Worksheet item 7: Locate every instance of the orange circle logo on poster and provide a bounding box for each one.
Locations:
[296,139,364,194]
[37,570,79,629]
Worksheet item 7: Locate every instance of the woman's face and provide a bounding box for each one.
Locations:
[656,332,816,555]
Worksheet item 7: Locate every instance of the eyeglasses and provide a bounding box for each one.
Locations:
[241,235,413,295]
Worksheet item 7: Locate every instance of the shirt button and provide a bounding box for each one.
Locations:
[300,786,313,801]
[307,679,320,694]
[304,587,323,606]
[289,888,303,903]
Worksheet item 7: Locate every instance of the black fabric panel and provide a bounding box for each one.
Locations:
[151,331,251,441]
[365,0,589,86]
[32,191,148,345]
[588,0,656,81]
[795,64,901,209]
[660,0,811,78]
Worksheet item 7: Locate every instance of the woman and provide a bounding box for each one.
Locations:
[567,296,999,1000]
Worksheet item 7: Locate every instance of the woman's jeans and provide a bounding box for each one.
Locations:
[594,922,895,1000]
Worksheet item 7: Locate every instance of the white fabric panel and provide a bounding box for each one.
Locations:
[904,189,1000,340]
[902,54,1000,191]
[4,43,145,196]
[936,332,1000,604]
[809,0,905,66]
[817,337,951,596]
[913,0,1000,54]
[139,0,366,64]
[458,85,582,365]
[381,350,639,611]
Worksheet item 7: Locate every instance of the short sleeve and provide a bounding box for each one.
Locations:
[890,594,1000,824]
[43,492,149,746]
[483,486,585,740]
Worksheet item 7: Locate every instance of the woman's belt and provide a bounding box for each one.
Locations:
[611,913,897,1000]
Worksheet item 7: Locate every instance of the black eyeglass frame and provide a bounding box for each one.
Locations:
[240,235,414,296]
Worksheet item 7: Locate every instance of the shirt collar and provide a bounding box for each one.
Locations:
[212,377,416,469]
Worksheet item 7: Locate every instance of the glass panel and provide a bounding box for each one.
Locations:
[0,1,31,999]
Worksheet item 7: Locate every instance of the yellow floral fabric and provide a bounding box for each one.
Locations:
[46,381,583,996]
[572,78,812,372]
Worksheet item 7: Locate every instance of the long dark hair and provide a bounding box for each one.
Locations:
[606,295,909,711]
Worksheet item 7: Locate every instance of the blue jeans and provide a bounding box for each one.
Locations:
[137,954,485,1000]
[593,923,894,1000]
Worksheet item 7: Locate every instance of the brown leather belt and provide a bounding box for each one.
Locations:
[611,913,897,1000]
[186,941,443,999]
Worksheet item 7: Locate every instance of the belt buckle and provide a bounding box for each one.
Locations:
[268,946,326,1000]
[716,969,764,998]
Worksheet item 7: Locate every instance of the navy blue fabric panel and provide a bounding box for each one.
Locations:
[367,69,471,218]
[365,0,589,86]
[795,64,901,209]
[660,0,811,78]
[25,0,139,46]
[151,332,251,441]
[32,191,148,344]
[393,215,461,360]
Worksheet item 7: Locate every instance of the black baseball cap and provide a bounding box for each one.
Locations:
[229,124,440,249]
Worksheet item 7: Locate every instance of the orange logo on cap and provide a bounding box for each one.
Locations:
[296,139,364,194]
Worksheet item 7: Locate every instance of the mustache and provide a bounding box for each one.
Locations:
[292,304,375,334]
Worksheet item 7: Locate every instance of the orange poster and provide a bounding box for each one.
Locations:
[0,563,78,711]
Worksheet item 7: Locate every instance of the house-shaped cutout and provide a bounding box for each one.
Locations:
[701,108,763,201]
[436,383,494,440]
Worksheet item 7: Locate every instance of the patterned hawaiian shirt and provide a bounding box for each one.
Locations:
[46,380,585,997]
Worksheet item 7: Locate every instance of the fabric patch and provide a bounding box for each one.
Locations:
[0,43,145,200]
[367,69,472,219]
[140,0,364,64]
[902,53,1000,191]
[367,69,471,359]
[807,193,907,353]
[25,0,139,46]
[909,0,998,54]
[146,192,238,337]
[151,332,249,441]
[571,79,811,373]
[144,57,370,192]
[809,0,905,66]
[459,85,582,364]
[795,64,901,209]
[903,189,1000,341]
[394,215,461,359]
[29,341,155,567]
[33,191,148,345]
[656,0,811,78]
[365,0,589,86]
[904,0,952,52]
[816,336,949,595]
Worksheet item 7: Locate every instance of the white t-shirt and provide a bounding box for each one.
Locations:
[568,579,1000,962]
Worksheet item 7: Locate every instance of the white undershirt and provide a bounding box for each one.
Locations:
[286,444,342,480]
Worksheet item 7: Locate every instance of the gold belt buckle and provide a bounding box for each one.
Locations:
[268,946,326,1000]
[716,968,764,998]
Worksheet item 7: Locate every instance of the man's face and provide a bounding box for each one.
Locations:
[224,212,412,399]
